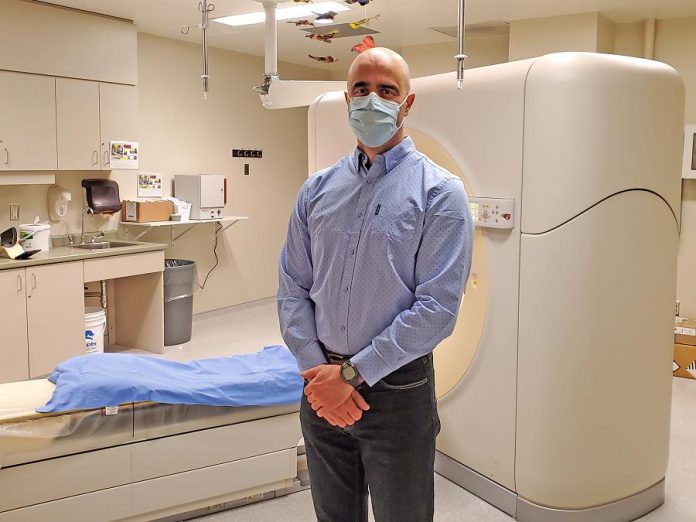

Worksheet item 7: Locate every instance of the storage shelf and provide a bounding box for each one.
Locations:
[120,216,248,247]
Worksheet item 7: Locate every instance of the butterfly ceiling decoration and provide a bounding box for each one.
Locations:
[313,10,338,23]
[305,30,339,43]
[288,19,315,27]
[351,35,376,53]
[349,14,380,30]
[309,55,340,63]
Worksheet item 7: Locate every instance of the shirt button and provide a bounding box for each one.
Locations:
[340,325,346,331]
[349,248,355,255]
[367,179,372,184]
[358,212,363,217]
[345,287,349,292]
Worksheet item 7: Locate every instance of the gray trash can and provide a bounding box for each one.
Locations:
[164,259,196,346]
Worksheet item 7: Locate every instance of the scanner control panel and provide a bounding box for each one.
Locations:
[469,198,515,229]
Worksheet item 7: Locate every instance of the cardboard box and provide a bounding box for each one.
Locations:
[122,200,173,223]
[675,317,696,346]
[674,343,696,379]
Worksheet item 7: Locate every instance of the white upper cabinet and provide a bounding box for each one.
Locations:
[0,71,57,171]
[56,78,101,171]
[0,73,138,173]
[99,83,138,170]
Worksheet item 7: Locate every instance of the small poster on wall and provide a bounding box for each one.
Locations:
[137,172,163,198]
[110,140,139,170]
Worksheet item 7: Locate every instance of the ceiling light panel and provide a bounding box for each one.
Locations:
[214,1,350,27]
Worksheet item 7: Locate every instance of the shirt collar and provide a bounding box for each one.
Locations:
[352,136,416,174]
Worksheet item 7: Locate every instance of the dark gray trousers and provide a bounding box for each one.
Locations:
[300,355,440,522]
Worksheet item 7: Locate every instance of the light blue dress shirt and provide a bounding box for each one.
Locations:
[277,137,474,386]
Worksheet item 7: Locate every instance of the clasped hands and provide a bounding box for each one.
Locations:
[301,364,370,428]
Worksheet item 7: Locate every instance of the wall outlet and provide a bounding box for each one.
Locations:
[9,204,19,221]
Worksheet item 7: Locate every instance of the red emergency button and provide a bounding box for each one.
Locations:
[502,213,511,220]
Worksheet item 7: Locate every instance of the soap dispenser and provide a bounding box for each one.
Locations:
[47,185,72,222]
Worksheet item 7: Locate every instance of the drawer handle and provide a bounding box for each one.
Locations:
[3,147,8,165]
[17,274,22,292]
[31,273,37,290]
[92,150,99,166]
[103,149,109,167]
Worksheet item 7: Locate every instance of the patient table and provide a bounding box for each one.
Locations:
[0,378,302,521]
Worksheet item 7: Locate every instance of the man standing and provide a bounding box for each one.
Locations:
[278,48,474,521]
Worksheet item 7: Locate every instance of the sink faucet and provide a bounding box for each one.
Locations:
[81,207,95,244]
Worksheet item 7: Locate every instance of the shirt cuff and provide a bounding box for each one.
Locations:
[294,341,328,371]
[350,345,388,387]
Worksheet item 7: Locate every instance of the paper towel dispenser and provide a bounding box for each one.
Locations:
[81,179,122,214]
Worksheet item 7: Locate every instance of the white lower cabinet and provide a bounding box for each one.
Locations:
[0,269,29,383]
[26,262,85,378]
[0,262,85,383]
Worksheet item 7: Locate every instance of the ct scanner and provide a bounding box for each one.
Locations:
[0,53,684,522]
[308,52,685,521]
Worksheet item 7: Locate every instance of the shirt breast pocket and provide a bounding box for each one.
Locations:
[368,207,421,260]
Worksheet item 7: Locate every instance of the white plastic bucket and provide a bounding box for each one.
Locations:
[19,222,51,252]
[84,306,106,354]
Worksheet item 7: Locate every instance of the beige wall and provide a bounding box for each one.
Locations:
[402,35,510,78]
[654,17,696,317]
[596,13,616,53]
[329,35,510,82]
[614,21,645,58]
[0,11,330,315]
[509,12,610,61]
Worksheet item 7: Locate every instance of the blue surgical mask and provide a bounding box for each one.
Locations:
[348,92,409,148]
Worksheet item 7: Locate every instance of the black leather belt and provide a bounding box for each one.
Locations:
[322,346,432,368]
[322,347,351,365]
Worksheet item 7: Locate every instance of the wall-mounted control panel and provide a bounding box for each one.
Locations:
[469,197,515,229]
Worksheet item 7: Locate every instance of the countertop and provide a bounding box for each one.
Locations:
[0,240,167,271]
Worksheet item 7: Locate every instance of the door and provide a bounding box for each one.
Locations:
[0,71,57,170]
[99,82,138,170]
[200,175,225,208]
[56,78,101,170]
[26,262,84,377]
[0,269,29,383]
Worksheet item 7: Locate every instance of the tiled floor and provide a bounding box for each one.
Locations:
[131,299,696,521]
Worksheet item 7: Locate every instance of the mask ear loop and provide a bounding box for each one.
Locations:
[395,94,411,131]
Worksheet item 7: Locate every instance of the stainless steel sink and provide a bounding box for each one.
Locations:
[72,241,138,250]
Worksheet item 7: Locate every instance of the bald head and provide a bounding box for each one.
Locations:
[347,47,411,97]
[344,47,416,155]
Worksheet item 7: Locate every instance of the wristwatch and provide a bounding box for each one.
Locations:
[340,360,363,387]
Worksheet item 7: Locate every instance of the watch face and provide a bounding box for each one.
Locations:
[342,364,357,381]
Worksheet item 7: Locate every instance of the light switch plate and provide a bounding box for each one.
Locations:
[9,203,19,221]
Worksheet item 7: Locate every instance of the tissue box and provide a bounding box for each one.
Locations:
[122,200,173,223]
